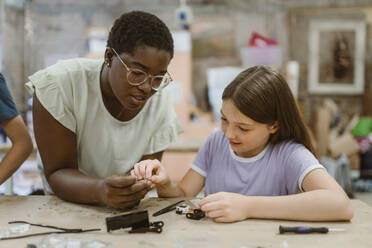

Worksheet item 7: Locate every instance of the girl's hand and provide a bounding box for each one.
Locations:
[130,159,170,186]
[199,192,250,223]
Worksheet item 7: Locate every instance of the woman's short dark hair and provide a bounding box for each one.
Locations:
[222,66,315,154]
[107,11,174,58]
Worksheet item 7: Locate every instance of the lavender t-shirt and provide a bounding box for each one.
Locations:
[191,129,324,196]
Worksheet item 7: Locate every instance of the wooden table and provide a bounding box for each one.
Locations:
[0,196,371,248]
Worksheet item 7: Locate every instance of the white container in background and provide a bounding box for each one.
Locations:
[286,61,299,99]
[207,67,244,122]
[240,46,282,68]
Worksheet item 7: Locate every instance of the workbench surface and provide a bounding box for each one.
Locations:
[0,195,371,248]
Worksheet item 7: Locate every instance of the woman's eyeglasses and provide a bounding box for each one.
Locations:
[111,48,172,91]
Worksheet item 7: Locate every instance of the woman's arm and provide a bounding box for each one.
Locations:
[200,168,353,222]
[33,94,150,208]
[0,115,33,184]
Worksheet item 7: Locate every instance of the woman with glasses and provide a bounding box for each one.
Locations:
[26,11,183,209]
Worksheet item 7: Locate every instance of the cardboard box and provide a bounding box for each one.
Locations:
[348,152,360,171]
[329,132,360,158]
[363,90,372,117]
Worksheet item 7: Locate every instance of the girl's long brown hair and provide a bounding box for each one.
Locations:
[222,66,315,154]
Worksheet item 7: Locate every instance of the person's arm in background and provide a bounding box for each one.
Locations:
[33,94,150,208]
[0,115,33,184]
[0,72,33,184]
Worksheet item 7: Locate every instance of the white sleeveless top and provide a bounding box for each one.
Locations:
[26,58,183,192]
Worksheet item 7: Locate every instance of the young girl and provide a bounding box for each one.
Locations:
[131,66,353,223]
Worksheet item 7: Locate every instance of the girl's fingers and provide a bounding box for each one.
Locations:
[199,193,220,206]
[205,209,224,219]
[145,162,156,179]
[138,163,147,179]
[200,201,221,212]
[150,175,163,184]
[213,216,229,223]
[133,159,163,182]
[133,164,142,180]
[147,160,162,179]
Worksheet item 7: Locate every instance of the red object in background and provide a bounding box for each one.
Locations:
[248,31,278,47]
[241,31,281,68]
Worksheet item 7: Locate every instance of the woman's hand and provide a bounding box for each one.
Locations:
[199,192,250,223]
[96,175,151,209]
[130,159,170,186]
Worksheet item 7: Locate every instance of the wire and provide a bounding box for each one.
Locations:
[0,229,101,241]
[0,221,101,241]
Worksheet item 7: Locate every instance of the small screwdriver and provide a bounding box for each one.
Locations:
[279,225,345,234]
[152,200,185,217]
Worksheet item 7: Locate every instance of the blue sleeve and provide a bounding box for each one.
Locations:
[0,73,19,122]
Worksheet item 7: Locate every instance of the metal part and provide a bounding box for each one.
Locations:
[186,209,205,220]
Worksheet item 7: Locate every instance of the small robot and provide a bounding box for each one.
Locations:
[175,204,190,215]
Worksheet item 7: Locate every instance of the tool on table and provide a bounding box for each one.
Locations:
[152,200,185,217]
[279,225,346,234]
[106,210,163,234]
